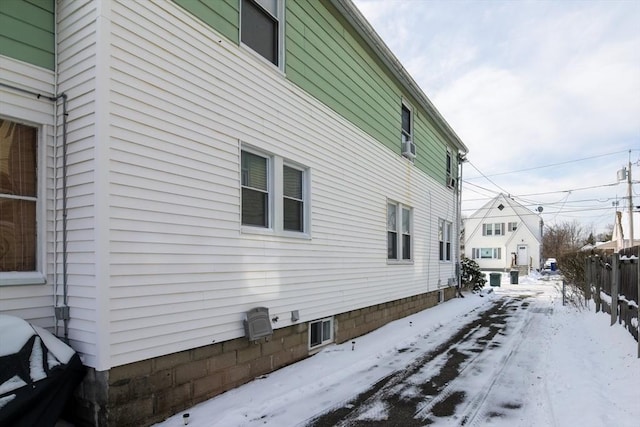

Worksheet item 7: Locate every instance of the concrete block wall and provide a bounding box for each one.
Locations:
[70,287,456,426]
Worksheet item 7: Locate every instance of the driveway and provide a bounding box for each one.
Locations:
[307,295,555,426]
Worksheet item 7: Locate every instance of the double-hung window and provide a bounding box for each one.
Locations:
[482,223,505,236]
[283,165,303,232]
[0,119,42,284]
[241,151,269,227]
[241,0,283,68]
[388,201,412,261]
[401,104,412,144]
[508,222,518,232]
[241,147,308,235]
[439,219,452,261]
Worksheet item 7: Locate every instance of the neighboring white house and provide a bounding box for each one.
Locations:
[464,194,543,271]
[0,1,467,426]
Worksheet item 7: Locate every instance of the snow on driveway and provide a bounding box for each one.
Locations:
[154,274,640,427]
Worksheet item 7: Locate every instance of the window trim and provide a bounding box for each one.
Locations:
[240,144,310,238]
[401,101,413,144]
[0,117,46,286]
[387,200,413,263]
[239,0,286,71]
[309,317,333,350]
[439,219,452,262]
[472,247,502,259]
[482,223,505,236]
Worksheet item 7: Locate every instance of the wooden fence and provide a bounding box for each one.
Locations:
[585,247,639,348]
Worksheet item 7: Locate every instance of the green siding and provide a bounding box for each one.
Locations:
[172,0,454,181]
[0,0,54,70]
[172,0,239,44]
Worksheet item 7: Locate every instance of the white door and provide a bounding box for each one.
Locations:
[517,245,528,266]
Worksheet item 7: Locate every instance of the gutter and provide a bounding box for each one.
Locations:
[331,0,468,154]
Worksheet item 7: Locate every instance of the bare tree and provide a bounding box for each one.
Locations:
[542,220,588,260]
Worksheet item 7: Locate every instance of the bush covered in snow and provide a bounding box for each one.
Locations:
[460,256,486,292]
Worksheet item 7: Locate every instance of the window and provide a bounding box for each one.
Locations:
[0,120,38,276]
[439,219,452,261]
[241,0,282,67]
[241,151,269,227]
[241,147,309,235]
[446,149,452,177]
[283,165,304,232]
[401,103,412,144]
[388,201,412,261]
[482,223,505,236]
[309,317,333,349]
[472,248,501,259]
[508,222,518,232]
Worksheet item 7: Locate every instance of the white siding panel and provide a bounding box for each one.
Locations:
[104,0,458,367]
[56,0,100,367]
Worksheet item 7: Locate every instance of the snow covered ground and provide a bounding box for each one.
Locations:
[154,273,640,427]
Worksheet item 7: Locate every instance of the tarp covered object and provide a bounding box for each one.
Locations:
[0,314,85,427]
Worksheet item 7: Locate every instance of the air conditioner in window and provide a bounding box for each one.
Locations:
[401,140,416,159]
[447,176,457,189]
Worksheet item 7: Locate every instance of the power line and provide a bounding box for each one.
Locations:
[464,149,636,180]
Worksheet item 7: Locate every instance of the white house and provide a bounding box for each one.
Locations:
[464,194,543,271]
[0,1,467,425]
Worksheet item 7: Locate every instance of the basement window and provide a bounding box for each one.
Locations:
[309,317,333,349]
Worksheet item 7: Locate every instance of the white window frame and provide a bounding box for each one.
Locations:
[482,223,505,236]
[439,219,452,262]
[0,117,46,286]
[387,200,413,263]
[401,101,413,144]
[239,0,285,71]
[309,317,333,350]
[446,148,452,178]
[508,222,518,232]
[240,144,310,238]
[472,248,502,259]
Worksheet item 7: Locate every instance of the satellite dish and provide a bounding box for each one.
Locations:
[537,206,543,213]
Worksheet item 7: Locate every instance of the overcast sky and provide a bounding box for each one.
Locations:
[353,0,640,236]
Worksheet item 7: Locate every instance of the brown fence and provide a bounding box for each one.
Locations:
[585,246,639,343]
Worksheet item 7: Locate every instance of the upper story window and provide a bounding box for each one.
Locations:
[388,201,412,262]
[1,119,43,284]
[401,104,412,144]
[400,103,416,160]
[241,147,309,236]
[508,222,518,232]
[482,223,504,236]
[446,150,452,177]
[241,0,283,67]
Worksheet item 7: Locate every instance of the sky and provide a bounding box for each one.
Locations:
[154,275,640,426]
[352,0,640,236]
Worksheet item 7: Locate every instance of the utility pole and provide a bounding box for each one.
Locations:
[627,151,634,248]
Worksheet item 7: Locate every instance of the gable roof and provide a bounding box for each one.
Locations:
[465,193,542,242]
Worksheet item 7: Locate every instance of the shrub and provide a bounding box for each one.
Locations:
[461,256,486,292]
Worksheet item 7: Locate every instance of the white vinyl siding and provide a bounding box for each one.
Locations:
[102,0,459,367]
[3,0,461,370]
